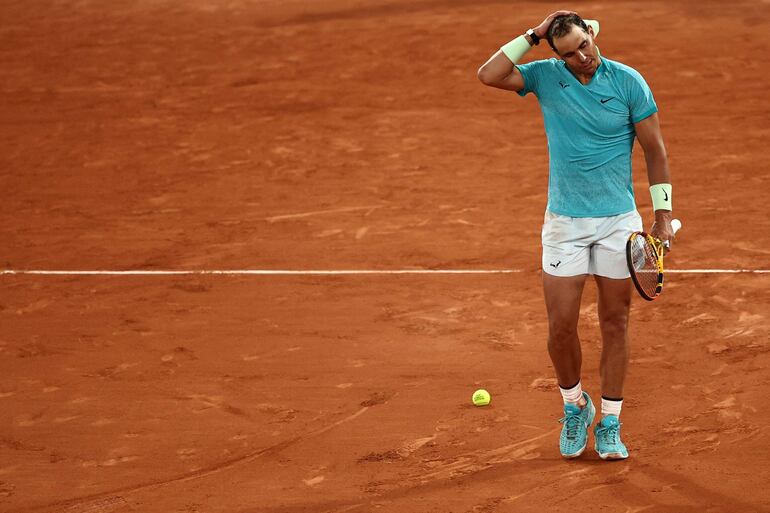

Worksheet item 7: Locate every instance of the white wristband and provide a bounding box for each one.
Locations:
[650,183,672,211]
[500,35,532,64]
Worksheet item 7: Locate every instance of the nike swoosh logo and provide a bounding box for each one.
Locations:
[663,191,669,201]
[559,81,570,89]
[600,97,614,104]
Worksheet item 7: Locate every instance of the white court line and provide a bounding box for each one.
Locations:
[1,269,769,276]
[667,269,770,274]
[0,270,520,276]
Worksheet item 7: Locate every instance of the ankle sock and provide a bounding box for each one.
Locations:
[559,380,583,405]
[601,397,623,418]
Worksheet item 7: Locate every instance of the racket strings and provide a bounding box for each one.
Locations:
[629,236,660,297]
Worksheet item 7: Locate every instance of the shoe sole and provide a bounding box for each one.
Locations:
[597,451,629,460]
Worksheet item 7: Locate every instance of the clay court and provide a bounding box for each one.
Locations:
[2,1,769,512]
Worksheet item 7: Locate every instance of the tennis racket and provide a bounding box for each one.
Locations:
[626,218,682,301]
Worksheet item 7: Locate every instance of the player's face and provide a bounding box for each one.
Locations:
[554,26,599,76]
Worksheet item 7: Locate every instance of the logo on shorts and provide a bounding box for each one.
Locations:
[550,261,562,268]
[559,81,570,89]
[600,97,615,104]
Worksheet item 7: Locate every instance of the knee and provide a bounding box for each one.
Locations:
[548,322,578,347]
[599,311,629,338]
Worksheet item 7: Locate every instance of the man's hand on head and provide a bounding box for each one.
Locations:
[534,10,576,39]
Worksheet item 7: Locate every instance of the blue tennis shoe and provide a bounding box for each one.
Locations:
[559,392,595,458]
[594,414,629,460]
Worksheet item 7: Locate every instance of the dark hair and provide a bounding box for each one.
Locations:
[546,14,589,52]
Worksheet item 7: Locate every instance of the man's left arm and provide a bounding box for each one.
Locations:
[635,113,675,245]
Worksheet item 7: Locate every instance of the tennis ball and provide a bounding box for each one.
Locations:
[472,389,491,406]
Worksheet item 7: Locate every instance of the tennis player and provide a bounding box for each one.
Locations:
[477,12,675,459]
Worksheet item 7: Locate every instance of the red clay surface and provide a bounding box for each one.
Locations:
[1,1,770,512]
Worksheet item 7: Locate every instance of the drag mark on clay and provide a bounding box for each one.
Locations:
[303,475,325,487]
[25,406,375,513]
[330,431,562,513]
[623,507,654,513]
[326,504,366,513]
[265,205,383,223]
[63,496,126,513]
[416,429,557,482]
[637,463,759,510]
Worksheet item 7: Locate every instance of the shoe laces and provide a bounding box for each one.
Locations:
[597,422,621,445]
[559,411,582,440]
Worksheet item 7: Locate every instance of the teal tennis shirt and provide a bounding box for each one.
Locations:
[516,57,658,217]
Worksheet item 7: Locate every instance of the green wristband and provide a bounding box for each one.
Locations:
[650,183,672,211]
[500,35,532,64]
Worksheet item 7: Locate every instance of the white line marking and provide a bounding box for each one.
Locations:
[1,269,769,276]
[667,269,770,274]
[0,269,521,276]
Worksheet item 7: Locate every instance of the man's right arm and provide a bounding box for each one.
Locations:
[477,10,576,92]
[476,48,529,92]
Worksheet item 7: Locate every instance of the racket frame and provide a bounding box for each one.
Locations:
[626,231,664,301]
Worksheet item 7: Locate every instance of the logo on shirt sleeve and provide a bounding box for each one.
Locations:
[558,81,570,89]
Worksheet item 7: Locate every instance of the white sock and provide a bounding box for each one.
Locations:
[559,381,583,405]
[601,397,623,418]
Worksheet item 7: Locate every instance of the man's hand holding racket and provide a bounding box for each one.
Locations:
[650,210,676,254]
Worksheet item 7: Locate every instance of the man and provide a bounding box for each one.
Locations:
[477,12,675,460]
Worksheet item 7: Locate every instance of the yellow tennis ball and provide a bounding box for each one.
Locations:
[472,389,491,406]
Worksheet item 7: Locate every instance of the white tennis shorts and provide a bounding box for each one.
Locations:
[541,209,643,279]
